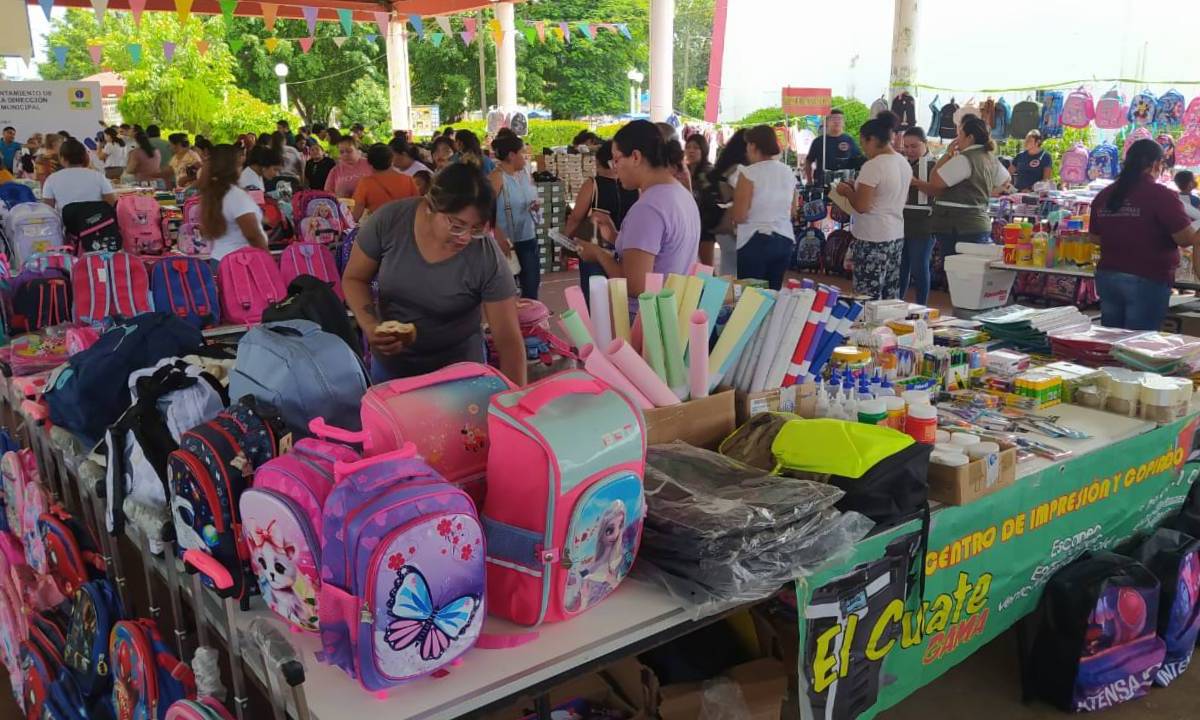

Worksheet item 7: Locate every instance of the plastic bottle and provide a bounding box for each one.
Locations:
[869,369,883,398]
[877,377,896,397]
[883,396,906,430]
[1031,232,1047,268]
[904,403,938,444]
[815,388,830,418]
[857,377,874,403]
[857,399,887,425]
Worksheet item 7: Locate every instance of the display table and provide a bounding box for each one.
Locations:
[988,261,1094,278]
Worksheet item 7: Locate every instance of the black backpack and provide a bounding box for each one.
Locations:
[1027,552,1165,712]
[828,442,931,529]
[10,268,71,333]
[262,274,358,353]
[1126,528,1200,687]
[61,201,122,254]
[938,102,960,139]
[822,229,854,278]
[793,226,825,272]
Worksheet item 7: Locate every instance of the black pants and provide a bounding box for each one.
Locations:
[514,239,541,300]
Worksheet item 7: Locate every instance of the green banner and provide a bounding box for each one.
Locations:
[796,415,1200,719]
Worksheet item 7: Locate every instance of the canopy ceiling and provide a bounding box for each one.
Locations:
[27,0,501,22]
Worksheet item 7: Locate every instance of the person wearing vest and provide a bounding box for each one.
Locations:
[914,115,1011,259]
[899,128,937,304]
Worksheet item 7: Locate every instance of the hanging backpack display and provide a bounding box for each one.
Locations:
[991,97,1011,140]
[1125,528,1200,687]
[1088,143,1121,180]
[5,203,64,267]
[1027,552,1166,713]
[1008,100,1041,139]
[150,256,220,330]
[62,579,124,704]
[1039,91,1065,138]
[937,101,959,139]
[216,246,287,325]
[1094,89,1128,130]
[1156,90,1186,127]
[1060,143,1091,185]
[109,620,196,720]
[1183,96,1200,134]
[1061,88,1095,129]
[1178,131,1200,168]
[61,201,122,254]
[1128,91,1158,126]
[73,251,153,326]
[116,195,165,256]
[1123,127,1153,159]
[1157,133,1176,168]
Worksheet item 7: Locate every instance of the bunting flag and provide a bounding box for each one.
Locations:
[332,36,347,48]
[463,16,476,34]
[174,0,192,25]
[301,6,317,36]
[90,0,107,23]
[38,0,53,22]
[337,9,353,36]
[460,30,474,46]
[260,3,277,31]
[264,37,279,52]
[488,19,501,47]
[298,36,314,53]
[409,16,424,38]
[127,43,140,64]
[229,35,244,52]
[559,22,571,43]
[163,40,176,61]
[87,44,103,65]
[374,10,390,36]
[365,33,377,43]
[435,16,452,37]
[430,32,443,47]
[218,0,237,24]
[617,23,632,40]
[128,0,146,27]
[577,22,594,40]
[534,20,546,43]
[598,22,618,34]
[519,26,536,44]
[195,39,209,55]
[52,46,67,69]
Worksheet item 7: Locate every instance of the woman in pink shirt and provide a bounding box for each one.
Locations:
[324,137,372,198]
[124,130,161,184]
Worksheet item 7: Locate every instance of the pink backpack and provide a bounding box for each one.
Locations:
[297,216,339,245]
[1060,89,1095,128]
[280,242,343,299]
[310,362,516,506]
[116,195,165,255]
[292,191,346,243]
[1184,97,1200,134]
[21,477,49,574]
[1060,143,1090,185]
[482,371,646,626]
[1,449,35,540]
[166,698,236,720]
[1178,131,1200,168]
[217,246,287,325]
[176,197,208,256]
[239,439,359,632]
[1094,90,1127,130]
[73,251,153,326]
[1124,127,1153,159]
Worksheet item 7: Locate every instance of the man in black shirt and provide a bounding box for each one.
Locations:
[304,139,335,190]
[804,109,864,185]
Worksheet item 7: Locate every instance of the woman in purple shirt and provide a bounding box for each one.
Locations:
[578,120,701,307]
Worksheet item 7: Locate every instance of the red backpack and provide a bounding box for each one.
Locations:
[73,251,153,326]
[116,195,165,255]
[279,242,343,299]
[259,196,292,246]
[216,246,288,324]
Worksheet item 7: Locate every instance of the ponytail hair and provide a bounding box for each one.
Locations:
[860,111,900,146]
[1107,139,1163,212]
[960,115,994,152]
[612,120,671,168]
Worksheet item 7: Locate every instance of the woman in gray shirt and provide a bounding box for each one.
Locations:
[343,163,527,385]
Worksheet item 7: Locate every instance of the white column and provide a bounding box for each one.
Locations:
[385,16,413,131]
[649,0,674,122]
[889,0,919,96]
[495,1,518,112]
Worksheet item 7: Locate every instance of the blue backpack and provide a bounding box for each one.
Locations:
[1039,91,1065,138]
[1157,90,1186,127]
[991,98,1011,140]
[62,579,123,704]
[150,257,220,330]
[1129,92,1158,125]
[44,312,205,443]
[1087,143,1120,180]
[229,319,368,435]
[0,181,36,210]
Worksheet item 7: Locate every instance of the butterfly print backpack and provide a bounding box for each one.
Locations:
[482,371,646,626]
[317,446,484,691]
[110,619,196,720]
[63,579,124,703]
[239,438,360,632]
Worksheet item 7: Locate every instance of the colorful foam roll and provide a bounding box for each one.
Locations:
[708,287,769,391]
[558,310,594,351]
[677,275,705,351]
[638,292,668,382]
[630,273,665,354]
[783,287,831,386]
[690,262,714,277]
[607,339,680,407]
[765,288,816,390]
[657,290,687,396]
[588,276,613,349]
[696,275,730,337]
[581,343,653,409]
[664,273,687,297]
[608,278,631,342]
[712,289,775,391]
[688,311,710,399]
[564,284,595,340]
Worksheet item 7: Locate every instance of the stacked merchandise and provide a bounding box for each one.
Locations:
[534,180,568,273]
[976,305,1091,353]
[1110,332,1200,375]
[1049,325,1145,365]
[540,152,595,200]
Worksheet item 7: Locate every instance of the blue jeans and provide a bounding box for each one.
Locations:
[933,230,992,257]
[513,239,541,300]
[737,232,794,290]
[899,235,934,304]
[1095,270,1171,331]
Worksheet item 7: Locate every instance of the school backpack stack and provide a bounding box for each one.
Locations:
[109,619,196,720]
[1125,528,1200,687]
[260,197,292,247]
[175,197,208,257]
[291,191,346,245]
[73,251,153,326]
[8,266,71,333]
[482,370,646,626]
[61,202,122,254]
[1060,143,1091,185]
[19,612,68,720]
[61,579,124,710]
[151,256,220,330]
[1009,100,1041,139]
[1061,88,1095,129]
[116,195,165,256]
[1039,91,1066,138]
[5,203,63,267]
[310,362,516,506]
[317,445,484,690]
[217,246,287,325]
[1156,90,1186,128]
[1128,91,1158,126]
[1088,143,1121,180]
[238,438,359,631]
[1027,552,1166,713]
[279,242,342,299]
[230,319,368,435]
[1094,89,1127,130]
[261,275,358,353]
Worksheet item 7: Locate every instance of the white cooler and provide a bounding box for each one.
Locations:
[944,244,1015,310]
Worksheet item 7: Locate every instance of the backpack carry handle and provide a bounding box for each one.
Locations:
[332,443,419,481]
[183,549,235,597]
[308,417,369,446]
[517,377,605,415]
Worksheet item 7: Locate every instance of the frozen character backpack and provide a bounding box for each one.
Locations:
[5,203,63,267]
[216,246,287,325]
[1060,143,1090,185]
[150,257,220,330]
[309,362,516,507]
[1128,92,1158,126]
[62,579,124,705]
[317,447,485,691]
[1094,89,1127,130]
[116,195,165,255]
[279,242,342,300]
[1127,528,1200,687]
[1156,90,1186,127]
[110,619,196,720]
[61,201,122,254]
[1061,88,1095,129]
[1039,91,1065,138]
[239,439,359,631]
[1027,552,1165,713]
[482,371,646,626]
[1087,143,1120,180]
[73,251,153,327]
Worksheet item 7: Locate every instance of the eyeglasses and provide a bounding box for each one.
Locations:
[444,215,490,240]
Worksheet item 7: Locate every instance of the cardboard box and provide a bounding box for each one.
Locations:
[733,383,817,426]
[477,656,656,720]
[927,443,1018,505]
[658,658,786,720]
[643,390,735,449]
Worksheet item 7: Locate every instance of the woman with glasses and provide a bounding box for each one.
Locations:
[342,162,527,385]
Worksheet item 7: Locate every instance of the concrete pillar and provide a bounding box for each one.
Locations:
[649,0,674,122]
[385,16,413,131]
[495,1,518,112]
[889,0,919,96]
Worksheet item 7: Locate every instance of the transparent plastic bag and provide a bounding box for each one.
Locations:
[699,677,751,720]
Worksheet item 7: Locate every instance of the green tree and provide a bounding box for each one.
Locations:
[673,0,713,106]
[341,76,390,131]
[409,30,492,120]
[737,97,871,138]
[682,87,707,118]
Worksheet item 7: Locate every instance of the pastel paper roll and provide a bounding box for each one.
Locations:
[690,262,714,277]
[697,275,730,337]
[656,290,687,396]
[588,276,613,349]
[688,311,710,398]
[638,293,668,382]
[664,273,687,297]
[766,288,816,390]
[608,278,631,342]
[629,273,664,354]
[607,339,680,407]
[734,316,768,392]
[708,287,768,390]
[564,284,595,340]
[558,310,594,351]
[712,291,775,392]
[580,344,653,409]
[751,288,793,392]
[677,275,705,350]
[644,273,664,294]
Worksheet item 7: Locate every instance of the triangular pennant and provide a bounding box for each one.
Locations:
[87,44,103,65]
[332,36,347,48]
[577,22,593,40]
[127,43,140,64]
[436,16,452,36]
[559,22,571,43]
[91,0,107,23]
[299,36,314,53]
[38,0,54,22]
[408,15,423,38]
[218,0,237,24]
[460,30,474,46]
[195,39,209,55]
[163,41,176,61]
[229,35,244,52]
[264,37,279,52]
[430,32,444,47]
[374,10,390,36]
[519,26,536,44]
[260,3,277,31]
[302,6,317,36]
[337,9,353,36]
[488,19,501,47]
[128,0,146,26]
[52,46,67,68]
[464,16,476,34]
[174,0,192,25]
[534,20,546,43]
[365,33,377,43]
[617,23,632,40]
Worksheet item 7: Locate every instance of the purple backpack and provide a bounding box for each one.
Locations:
[317,446,485,692]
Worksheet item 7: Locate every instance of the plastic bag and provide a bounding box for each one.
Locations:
[699,677,751,720]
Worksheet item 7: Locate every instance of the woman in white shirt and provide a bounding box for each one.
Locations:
[41,139,117,210]
[98,128,127,181]
[837,112,913,300]
[732,125,797,290]
[200,144,269,261]
[238,145,281,191]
